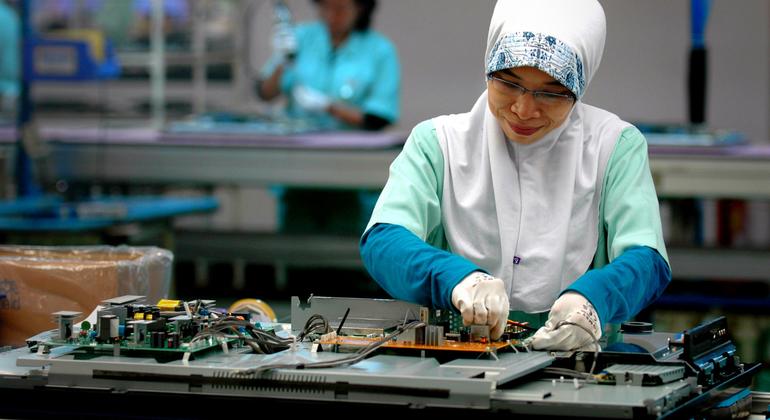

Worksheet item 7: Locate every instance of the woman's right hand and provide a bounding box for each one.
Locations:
[272,24,297,61]
[451,272,509,340]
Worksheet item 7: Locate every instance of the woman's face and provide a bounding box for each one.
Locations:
[318,0,360,38]
[487,66,575,145]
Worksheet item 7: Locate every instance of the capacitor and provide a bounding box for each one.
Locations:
[109,316,119,340]
[131,322,142,345]
[99,315,117,342]
[460,327,470,343]
[414,326,426,345]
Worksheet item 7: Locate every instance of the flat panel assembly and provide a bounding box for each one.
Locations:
[603,364,685,386]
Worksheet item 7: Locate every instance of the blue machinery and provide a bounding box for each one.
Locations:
[15,0,121,197]
[8,0,216,233]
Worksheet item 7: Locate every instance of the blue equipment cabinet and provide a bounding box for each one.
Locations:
[24,36,120,81]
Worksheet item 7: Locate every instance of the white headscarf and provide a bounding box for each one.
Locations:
[434,0,631,313]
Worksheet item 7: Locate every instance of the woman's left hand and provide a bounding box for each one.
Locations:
[293,85,332,113]
[530,292,601,351]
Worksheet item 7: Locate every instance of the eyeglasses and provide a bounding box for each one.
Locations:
[487,74,575,107]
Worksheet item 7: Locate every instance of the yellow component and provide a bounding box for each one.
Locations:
[228,299,277,323]
[133,312,144,320]
[45,29,106,62]
[156,299,182,311]
[145,314,153,320]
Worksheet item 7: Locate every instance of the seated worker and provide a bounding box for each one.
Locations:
[257,0,401,234]
[360,0,671,351]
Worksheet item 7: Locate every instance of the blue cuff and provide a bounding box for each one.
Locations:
[360,223,481,309]
[565,246,671,328]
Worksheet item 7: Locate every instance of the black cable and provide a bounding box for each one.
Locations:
[193,313,336,356]
[191,316,294,354]
[236,320,425,375]
[336,308,350,335]
[296,314,330,342]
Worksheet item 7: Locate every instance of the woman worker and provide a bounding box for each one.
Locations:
[360,0,671,351]
[257,0,400,234]
[257,0,399,131]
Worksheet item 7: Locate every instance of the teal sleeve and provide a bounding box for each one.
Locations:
[575,125,672,326]
[362,121,486,308]
[361,223,481,308]
[365,120,445,246]
[597,126,669,266]
[567,246,671,327]
[360,40,400,123]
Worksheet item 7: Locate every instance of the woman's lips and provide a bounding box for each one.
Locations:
[510,123,540,136]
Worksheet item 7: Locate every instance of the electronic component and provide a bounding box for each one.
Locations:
[425,325,444,346]
[318,335,511,353]
[602,363,685,386]
[101,295,145,307]
[679,316,743,387]
[156,299,183,312]
[129,320,150,345]
[682,316,730,361]
[293,296,533,358]
[470,325,490,343]
[97,314,118,343]
[12,295,762,420]
[620,321,654,334]
[704,387,752,419]
[52,311,81,341]
[34,296,266,358]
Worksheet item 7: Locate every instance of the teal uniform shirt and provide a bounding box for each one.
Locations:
[367,120,668,264]
[262,21,400,130]
[363,120,671,327]
[0,2,19,100]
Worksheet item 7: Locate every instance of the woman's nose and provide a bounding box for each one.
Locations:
[510,92,541,120]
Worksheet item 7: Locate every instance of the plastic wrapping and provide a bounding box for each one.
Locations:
[0,245,172,347]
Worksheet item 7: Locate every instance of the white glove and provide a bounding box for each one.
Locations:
[451,272,509,340]
[272,23,297,61]
[292,85,331,113]
[530,292,602,351]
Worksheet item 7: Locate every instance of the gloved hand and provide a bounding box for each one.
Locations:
[292,85,332,113]
[530,292,602,351]
[451,272,509,340]
[272,23,297,61]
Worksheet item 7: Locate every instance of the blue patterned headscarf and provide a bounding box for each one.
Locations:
[485,0,606,100]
